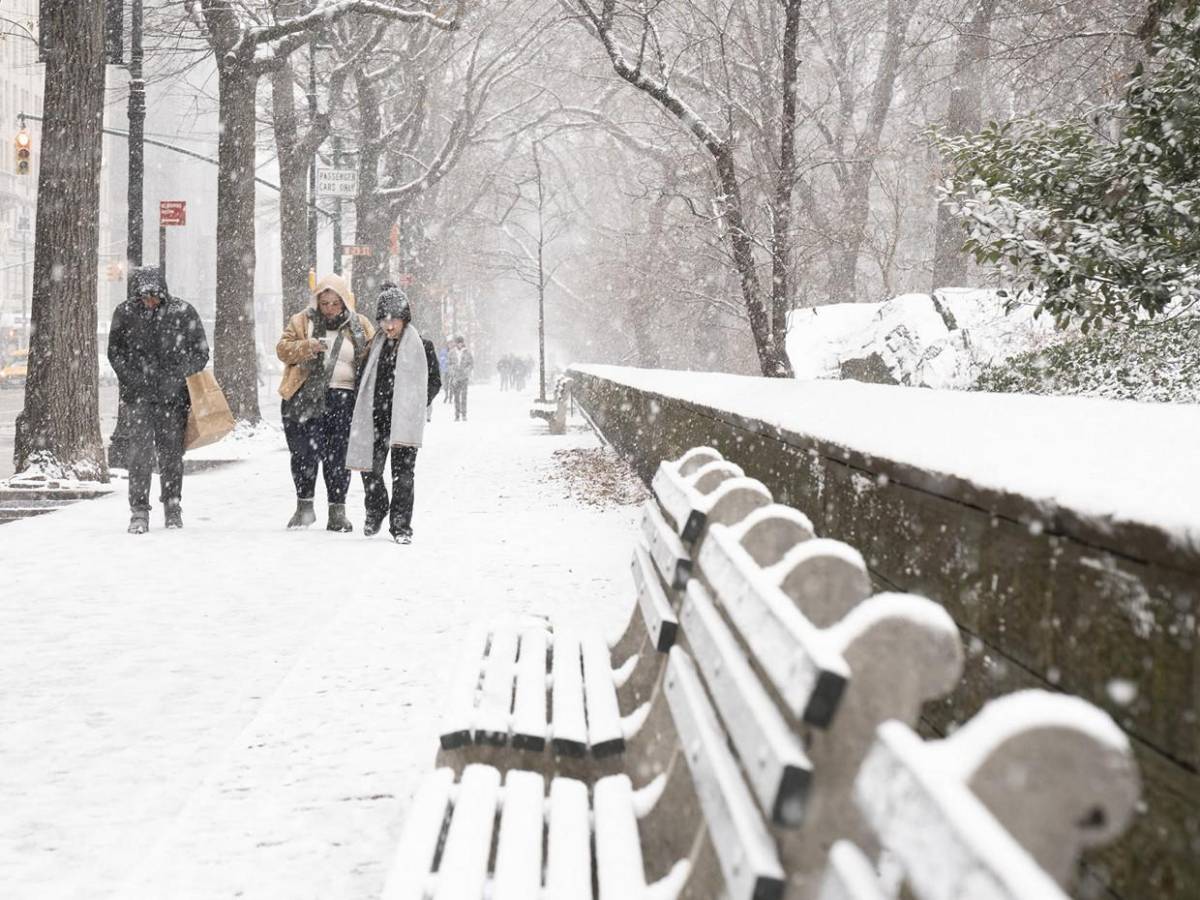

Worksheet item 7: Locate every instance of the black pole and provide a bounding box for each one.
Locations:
[159,225,167,280]
[307,36,318,273]
[332,135,343,275]
[127,0,144,267]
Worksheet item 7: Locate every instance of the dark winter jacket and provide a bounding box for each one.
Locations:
[374,336,441,423]
[107,270,209,406]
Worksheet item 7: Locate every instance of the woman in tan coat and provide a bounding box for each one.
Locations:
[277,273,375,531]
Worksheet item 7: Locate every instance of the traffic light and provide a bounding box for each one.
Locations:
[14,128,32,176]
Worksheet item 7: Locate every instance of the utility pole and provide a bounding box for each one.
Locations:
[306,31,319,273]
[533,140,547,402]
[332,136,343,275]
[127,0,145,267]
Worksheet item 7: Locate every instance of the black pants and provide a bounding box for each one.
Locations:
[282,388,356,503]
[451,380,468,419]
[362,433,418,537]
[128,400,188,512]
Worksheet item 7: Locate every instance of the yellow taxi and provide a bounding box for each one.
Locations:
[0,348,29,388]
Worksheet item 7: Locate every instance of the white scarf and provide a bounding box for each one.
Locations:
[346,325,428,471]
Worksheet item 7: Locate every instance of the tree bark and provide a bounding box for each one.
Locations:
[351,73,390,299]
[770,0,803,348]
[932,0,999,289]
[714,149,794,377]
[13,0,107,479]
[213,61,261,422]
[271,64,313,321]
[824,0,915,304]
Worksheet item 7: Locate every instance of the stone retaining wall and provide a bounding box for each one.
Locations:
[569,366,1198,900]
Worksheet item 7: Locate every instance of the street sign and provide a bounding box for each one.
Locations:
[159,201,187,227]
[317,168,358,198]
[397,272,415,286]
[343,245,372,257]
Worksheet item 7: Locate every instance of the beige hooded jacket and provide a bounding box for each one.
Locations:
[276,273,376,401]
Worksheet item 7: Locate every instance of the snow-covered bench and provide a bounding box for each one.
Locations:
[818,691,1140,900]
[529,376,573,434]
[434,447,770,775]
[385,448,969,898]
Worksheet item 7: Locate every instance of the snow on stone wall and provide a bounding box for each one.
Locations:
[787,289,1058,389]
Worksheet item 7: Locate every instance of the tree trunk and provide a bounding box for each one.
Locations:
[770,0,803,347]
[214,62,261,422]
[714,149,794,377]
[351,73,389,300]
[271,64,312,321]
[13,0,107,479]
[932,0,998,289]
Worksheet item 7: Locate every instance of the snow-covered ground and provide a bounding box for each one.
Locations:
[0,384,639,899]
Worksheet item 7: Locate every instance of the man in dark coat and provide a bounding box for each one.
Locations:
[107,266,209,533]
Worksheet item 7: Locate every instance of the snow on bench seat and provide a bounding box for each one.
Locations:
[817,690,1141,900]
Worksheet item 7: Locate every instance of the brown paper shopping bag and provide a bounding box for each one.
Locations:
[184,369,236,450]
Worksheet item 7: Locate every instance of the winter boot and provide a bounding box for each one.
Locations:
[287,498,316,530]
[364,515,383,537]
[327,503,354,533]
[164,499,183,530]
[392,529,413,545]
[128,510,149,535]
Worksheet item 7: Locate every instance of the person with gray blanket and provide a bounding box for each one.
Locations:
[346,284,441,543]
[106,265,209,534]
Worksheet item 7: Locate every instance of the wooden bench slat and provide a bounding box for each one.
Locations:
[433,765,502,900]
[475,628,519,745]
[854,721,1069,900]
[582,633,625,757]
[816,841,889,900]
[492,770,547,900]
[699,524,849,726]
[440,627,489,749]
[631,543,678,652]
[551,629,587,754]
[641,499,692,590]
[681,581,813,827]
[545,777,594,900]
[664,649,786,900]
[594,774,648,899]
[652,458,743,543]
[382,768,455,900]
[511,627,549,751]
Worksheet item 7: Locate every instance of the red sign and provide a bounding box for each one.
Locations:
[343,245,373,257]
[159,201,186,227]
[397,272,415,286]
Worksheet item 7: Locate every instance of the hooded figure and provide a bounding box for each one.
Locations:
[107,265,210,533]
[276,273,376,532]
[346,284,441,543]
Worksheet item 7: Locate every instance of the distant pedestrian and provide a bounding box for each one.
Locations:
[106,265,209,534]
[497,355,511,391]
[276,273,375,532]
[447,335,474,421]
[440,344,451,404]
[346,285,441,544]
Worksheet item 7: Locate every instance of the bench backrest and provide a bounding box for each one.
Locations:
[625,446,964,900]
[818,690,1140,900]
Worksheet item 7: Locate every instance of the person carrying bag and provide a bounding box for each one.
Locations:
[277,273,374,531]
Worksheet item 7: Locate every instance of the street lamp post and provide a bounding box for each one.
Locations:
[127,0,144,267]
[332,136,343,275]
[307,32,319,273]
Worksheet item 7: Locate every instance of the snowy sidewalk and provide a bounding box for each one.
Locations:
[0,385,639,899]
